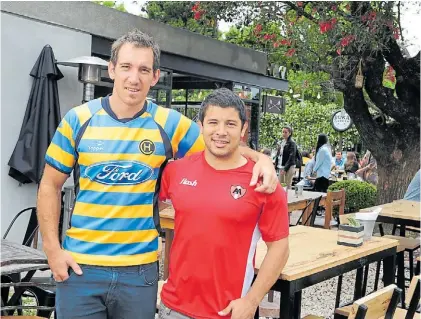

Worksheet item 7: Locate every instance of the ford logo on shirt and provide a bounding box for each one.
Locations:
[84,161,154,185]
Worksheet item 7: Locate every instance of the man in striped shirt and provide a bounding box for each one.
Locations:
[37,29,278,319]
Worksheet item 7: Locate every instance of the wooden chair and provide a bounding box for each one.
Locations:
[383,235,420,281]
[305,284,402,319]
[391,275,420,319]
[324,189,345,229]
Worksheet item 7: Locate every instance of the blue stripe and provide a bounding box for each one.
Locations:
[89,114,158,129]
[87,99,103,115]
[70,215,156,231]
[63,109,82,142]
[176,121,201,158]
[52,131,75,156]
[77,190,154,206]
[63,236,158,256]
[45,155,72,174]
[79,165,161,181]
[78,140,166,156]
[147,101,158,118]
[164,109,181,141]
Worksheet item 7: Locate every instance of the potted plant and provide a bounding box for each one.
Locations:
[337,217,364,247]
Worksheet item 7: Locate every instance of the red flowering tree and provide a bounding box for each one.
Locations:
[197,1,420,203]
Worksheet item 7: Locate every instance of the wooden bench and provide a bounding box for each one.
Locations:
[335,276,420,319]
[305,284,401,319]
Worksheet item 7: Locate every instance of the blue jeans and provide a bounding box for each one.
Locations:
[56,262,158,319]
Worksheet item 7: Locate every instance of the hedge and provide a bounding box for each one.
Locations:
[328,180,377,213]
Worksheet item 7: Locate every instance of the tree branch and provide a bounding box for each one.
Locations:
[397,2,405,42]
[363,52,419,126]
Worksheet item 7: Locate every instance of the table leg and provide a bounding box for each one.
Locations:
[163,229,174,280]
[399,224,406,237]
[280,281,301,319]
[353,267,364,301]
[382,253,397,286]
[5,270,36,315]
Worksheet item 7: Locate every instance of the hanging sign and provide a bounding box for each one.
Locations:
[332,109,352,132]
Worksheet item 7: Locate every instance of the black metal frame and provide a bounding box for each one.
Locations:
[254,247,397,319]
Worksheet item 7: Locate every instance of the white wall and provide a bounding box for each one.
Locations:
[1,13,92,243]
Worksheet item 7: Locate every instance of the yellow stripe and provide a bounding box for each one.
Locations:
[46,143,75,167]
[78,177,157,193]
[97,109,108,116]
[82,126,162,141]
[73,202,153,218]
[74,104,92,124]
[66,228,158,244]
[67,250,158,266]
[78,153,165,168]
[186,134,205,156]
[153,106,170,129]
[58,118,75,148]
[171,115,193,154]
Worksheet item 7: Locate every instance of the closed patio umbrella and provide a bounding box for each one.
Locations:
[8,45,63,184]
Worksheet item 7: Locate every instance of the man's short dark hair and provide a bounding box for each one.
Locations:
[199,88,247,127]
[283,126,293,135]
[111,29,160,71]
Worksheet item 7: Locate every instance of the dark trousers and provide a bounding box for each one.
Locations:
[314,177,329,193]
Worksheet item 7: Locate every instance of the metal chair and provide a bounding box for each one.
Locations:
[295,196,323,227]
[2,207,56,318]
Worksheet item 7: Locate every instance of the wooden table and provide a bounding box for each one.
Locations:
[254,226,398,318]
[361,200,420,236]
[160,190,327,279]
[1,239,50,315]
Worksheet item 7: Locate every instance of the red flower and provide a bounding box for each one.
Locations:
[273,41,280,48]
[340,35,355,47]
[331,5,337,11]
[319,18,337,34]
[194,11,203,20]
[254,24,263,33]
[285,48,296,57]
[297,1,303,7]
[336,48,342,55]
[280,39,291,46]
[192,3,199,12]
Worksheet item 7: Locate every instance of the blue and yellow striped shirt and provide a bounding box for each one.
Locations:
[45,96,204,266]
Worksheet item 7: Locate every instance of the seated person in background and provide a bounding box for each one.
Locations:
[301,151,312,165]
[356,150,378,185]
[302,157,316,188]
[344,152,359,174]
[332,151,346,170]
[403,169,420,202]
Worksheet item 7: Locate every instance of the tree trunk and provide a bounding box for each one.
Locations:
[376,145,420,204]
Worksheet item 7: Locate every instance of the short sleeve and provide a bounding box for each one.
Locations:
[45,109,78,175]
[258,185,289,242]
[159,162,175,203]
[166,110,204,158]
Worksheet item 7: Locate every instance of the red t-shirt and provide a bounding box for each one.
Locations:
[159,152,289,319]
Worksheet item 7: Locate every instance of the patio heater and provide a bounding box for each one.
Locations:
[56,56,109,243]
[57,56,109,103]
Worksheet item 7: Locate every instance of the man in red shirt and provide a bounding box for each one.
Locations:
[158,88,290,319]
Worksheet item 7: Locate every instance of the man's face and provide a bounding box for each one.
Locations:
[108,43,160,107]
[282,128,291,140]
[336,152,342,160]
[200,105,248,159]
